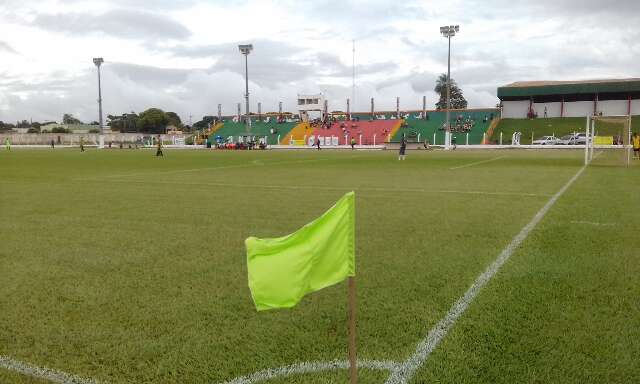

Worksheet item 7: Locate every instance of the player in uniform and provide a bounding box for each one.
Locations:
[398,135,407,160]
[633,132,640,160]
[156,136,163,157]
[80,137,85,152]
[5,137,10,151]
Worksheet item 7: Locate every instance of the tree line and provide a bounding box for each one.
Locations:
[0,108,188,134]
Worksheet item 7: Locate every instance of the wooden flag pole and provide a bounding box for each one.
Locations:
[347,276,357,384]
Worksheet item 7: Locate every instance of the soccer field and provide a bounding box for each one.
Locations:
[1,148,639,384]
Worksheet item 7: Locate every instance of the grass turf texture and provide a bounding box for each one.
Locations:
[0,148,638,383]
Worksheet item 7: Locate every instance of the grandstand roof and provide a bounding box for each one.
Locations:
[498,78,640,99]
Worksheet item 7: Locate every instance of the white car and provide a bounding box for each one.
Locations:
[557,134,578,145]
[573,133,588,145]
[532,135,558,145]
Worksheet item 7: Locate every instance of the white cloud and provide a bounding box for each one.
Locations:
[0,0,638,123]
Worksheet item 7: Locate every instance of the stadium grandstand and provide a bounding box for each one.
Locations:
[498,78,640,119]
[206,106,499,147]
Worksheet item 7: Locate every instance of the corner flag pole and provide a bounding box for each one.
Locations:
[348,276,357,384]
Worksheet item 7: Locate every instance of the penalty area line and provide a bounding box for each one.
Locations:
[450,155,506,170]
[78,157,330,181]
[95,179,549,198]
[385,164,587,384]
[0,355,98,384]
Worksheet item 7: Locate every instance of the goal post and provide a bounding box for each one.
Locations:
[586,115,632,167]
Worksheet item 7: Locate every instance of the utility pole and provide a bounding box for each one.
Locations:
[440,25,459,149]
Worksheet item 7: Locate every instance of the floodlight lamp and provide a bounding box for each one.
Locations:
[454,25,460,32]
[238,44,253,55]
[93,57,104,67]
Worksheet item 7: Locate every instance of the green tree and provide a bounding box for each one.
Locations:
[435,73,467,110]
[137,108,169,133]
[193,116,216,129]
[165,112,183,129]
[63,113,82,124]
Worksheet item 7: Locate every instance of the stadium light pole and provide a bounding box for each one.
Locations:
[238,44,253,132]
[440,25,459,149]
[93,57,104,147]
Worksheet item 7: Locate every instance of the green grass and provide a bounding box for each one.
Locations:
[492,116,640,144]
[1,148,638,383]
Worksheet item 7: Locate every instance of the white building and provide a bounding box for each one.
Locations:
[297,93,327,121]
[498,78,640,119]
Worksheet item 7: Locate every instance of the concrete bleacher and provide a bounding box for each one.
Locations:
[309,119,402,145]
[209,119,297,145]
[392,109,498,145]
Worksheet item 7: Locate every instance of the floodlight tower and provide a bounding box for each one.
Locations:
[440,25,459,149]
[93,57,104,147]
[238,44,253,132]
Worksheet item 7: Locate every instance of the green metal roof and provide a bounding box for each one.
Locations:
[497,78,640,98]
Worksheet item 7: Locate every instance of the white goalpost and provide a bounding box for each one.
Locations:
[585,115,632,167]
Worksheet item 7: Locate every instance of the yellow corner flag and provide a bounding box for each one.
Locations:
[245,191,355,311]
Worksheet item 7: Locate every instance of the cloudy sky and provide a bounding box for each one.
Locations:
[0,0,638,124]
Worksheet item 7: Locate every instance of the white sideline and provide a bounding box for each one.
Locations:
[384,164,587,384]
[449,155,506,170]
[0,355,98,384]
[221,359,397,384]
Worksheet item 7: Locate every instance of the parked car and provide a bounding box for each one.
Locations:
[532,135,558,145]
[557,134,575,145]
[573,133,586,145]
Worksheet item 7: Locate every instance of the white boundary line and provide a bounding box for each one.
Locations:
[84,157,330,180]
[0,355,98,384]
[570,220,616,226]
[91,179,549,198]
[385,164,586,383]
[450,155,506,170]
[220,359,397,384]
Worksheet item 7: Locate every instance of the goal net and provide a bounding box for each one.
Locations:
[586,115,632,167]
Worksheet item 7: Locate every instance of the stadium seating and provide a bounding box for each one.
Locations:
[209,119,297,145]
[308,119,402,145]
[392,109,498,145]
[281,122,311,145]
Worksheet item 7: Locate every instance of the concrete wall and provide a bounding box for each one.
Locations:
[504,98,639,119]
[502,100,530,118]
[532,102,562,118]
[597,100,629,116]
[561,101,593,117]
